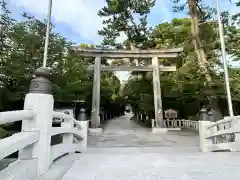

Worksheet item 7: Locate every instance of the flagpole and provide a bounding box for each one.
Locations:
[42,0,53,68]
[215,0,234,117]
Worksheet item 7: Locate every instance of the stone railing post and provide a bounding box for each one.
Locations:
[151,119,156,128]
[101,112,104,121]
[199,107,212,152]
[208,110,214,122]
[19,68,53,175]
[109,110,112,119]
[61,111,74,155]
[200,107,209,121]
[105,111,108,120]
[77,107,88,152]
[231,116,240,151]
[78,107,86,121]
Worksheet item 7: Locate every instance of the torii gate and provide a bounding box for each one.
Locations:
[71,47,183,129]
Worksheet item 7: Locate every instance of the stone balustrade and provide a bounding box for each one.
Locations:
[135,109,199,131]
[163,119,199,131]
[199,109,240,152]
[0,68,88,179]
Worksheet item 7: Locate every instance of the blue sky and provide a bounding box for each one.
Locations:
[8,0,238,44]
[7,0,239,81]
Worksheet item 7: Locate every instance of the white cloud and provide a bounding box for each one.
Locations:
[9,0,106,43]
[151,0,173,22]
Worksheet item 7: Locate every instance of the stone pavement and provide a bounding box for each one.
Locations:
[60,152,240,180]
[38,114,240,180]
[88,113,199,148]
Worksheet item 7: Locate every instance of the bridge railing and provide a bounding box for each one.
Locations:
[0,109,41,180]
[51,111,88,163]
[199,115,240,152]
[163,119,199,131]
[0,68,88,179]
[0,110,38,162]
[0,105,88,180]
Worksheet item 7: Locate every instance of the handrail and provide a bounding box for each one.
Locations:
[0,131,39,161]
[0,110,35,125]
[52,111,81,128]
[52,111,75,122]
[205,128,237,139]
[50,127,83,140]
[205,116,237,129]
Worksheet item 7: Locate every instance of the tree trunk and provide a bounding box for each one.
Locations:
[188,0,222,121]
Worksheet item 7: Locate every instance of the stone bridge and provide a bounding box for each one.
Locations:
[1,54,240,179]
[1,107,240,179]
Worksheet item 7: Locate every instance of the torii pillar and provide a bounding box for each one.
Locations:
[152,57,164,128]
[91,56,101,128]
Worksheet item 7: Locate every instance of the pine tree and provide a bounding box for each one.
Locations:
[98,0,155,49]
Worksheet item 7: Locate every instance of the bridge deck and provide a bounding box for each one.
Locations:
[37,115,240,180]
[55,151,240,180]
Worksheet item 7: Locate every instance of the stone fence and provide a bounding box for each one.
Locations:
[163,119,199,131]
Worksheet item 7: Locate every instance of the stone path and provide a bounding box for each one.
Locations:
[60,152,240,180]
[88,113,199,148]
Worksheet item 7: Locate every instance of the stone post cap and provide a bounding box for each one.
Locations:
[34,67,51,77]
[74,100,85,103]
[29,67,52,94]
[80,108,86,113]
[200,107,208,114]
[200,107,209,121]
[78,108,86,121]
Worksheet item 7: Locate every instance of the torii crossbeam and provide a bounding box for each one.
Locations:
[71,47,183,129]
[87,65,176,72]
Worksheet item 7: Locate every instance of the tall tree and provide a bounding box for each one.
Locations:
[1,12,72,102]
[98,0,155,49]
[0,0,15,109]
[172,0,224,120]
[98,0,156,79]
[225,1,240,59]
[0,0,14,60]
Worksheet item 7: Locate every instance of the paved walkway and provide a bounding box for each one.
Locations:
[59,152,240,180]
[39,114,240,180]
[88,113,199,148]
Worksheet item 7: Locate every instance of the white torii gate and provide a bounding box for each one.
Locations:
[71,47,183,129]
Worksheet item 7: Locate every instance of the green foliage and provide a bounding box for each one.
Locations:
[225,12,240,60]
[2,0,240,125]
[98,0,155,49]
[172,0,216,22]
[123,12,240,118]
[0,1,122,115]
